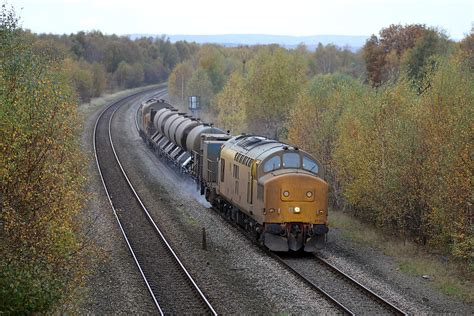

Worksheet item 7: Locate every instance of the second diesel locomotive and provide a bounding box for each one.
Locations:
[137,97,329,252]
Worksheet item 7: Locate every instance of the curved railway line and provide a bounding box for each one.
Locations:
[93,88,217,315]
[94,88,409,314]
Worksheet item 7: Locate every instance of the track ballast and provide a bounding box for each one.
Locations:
[278,253,407,315]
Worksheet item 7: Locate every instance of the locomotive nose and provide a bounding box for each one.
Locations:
[262,173,328,252]
[264,173,328,224]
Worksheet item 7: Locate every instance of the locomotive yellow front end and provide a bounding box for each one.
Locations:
[262,171,328,252]
[217,135,329,252]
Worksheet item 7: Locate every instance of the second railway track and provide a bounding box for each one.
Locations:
[94,89,217,315]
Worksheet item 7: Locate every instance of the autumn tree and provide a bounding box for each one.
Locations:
[363,24,449,86]
[245,48,306,138]
[62,58,107,102]
[198,44,226,92]
[1,5,88,312]
[414,53,473,257]
[333,51,473,259]
[167,61,193,102]
[214,72,248,134]
[185,68,214,107]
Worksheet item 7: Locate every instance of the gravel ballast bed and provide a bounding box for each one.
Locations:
[282,255,403,314]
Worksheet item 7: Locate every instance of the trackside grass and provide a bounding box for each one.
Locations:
[329,210,474,303]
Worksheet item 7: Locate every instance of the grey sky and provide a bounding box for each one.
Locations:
[7,0,473,39]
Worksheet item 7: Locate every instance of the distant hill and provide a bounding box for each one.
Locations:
[128,34,369,51]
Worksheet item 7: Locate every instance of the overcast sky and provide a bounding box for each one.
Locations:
[7,0,473,39]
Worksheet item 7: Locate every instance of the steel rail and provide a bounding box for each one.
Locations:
[93,88,164,315]
[270,253,355,315]
[314,255,407,315]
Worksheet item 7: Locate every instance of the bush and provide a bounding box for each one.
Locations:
[333,54,473,260]
[1,5,88,312]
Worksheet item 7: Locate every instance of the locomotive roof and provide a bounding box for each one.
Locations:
[223,135,296,161]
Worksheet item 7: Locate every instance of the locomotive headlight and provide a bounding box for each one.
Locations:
[294,207,301,213]
[283,190,290,197]
[306,191,313,198]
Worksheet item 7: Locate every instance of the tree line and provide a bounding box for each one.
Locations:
[23,29,199,102]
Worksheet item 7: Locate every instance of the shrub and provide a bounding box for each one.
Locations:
[1,5,88,312]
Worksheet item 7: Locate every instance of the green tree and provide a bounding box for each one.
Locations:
[403,28,451,90]
[167,61,193,102]
[198,44,226,92]
[362,24,450,86]
[91,62,107,97]
[245,48,306,138]
[313,43,339,74]
[185,68,214,107]
[113,61,144,88]
[214,72,248,134]
[143,58,166,84]
[459,28,473,70]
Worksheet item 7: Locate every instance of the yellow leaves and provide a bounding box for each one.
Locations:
[1,18,89,312]
[286,56,472,260]
[215,73,248,134]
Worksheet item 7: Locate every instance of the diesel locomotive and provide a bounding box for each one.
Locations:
[137,97,329,252]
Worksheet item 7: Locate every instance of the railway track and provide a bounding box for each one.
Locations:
[94,88,217,315]
[277,253,407,315]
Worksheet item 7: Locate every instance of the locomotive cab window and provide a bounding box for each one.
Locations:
[282,152,300,168]
[303,156,319,174]
[263,156,281,173]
